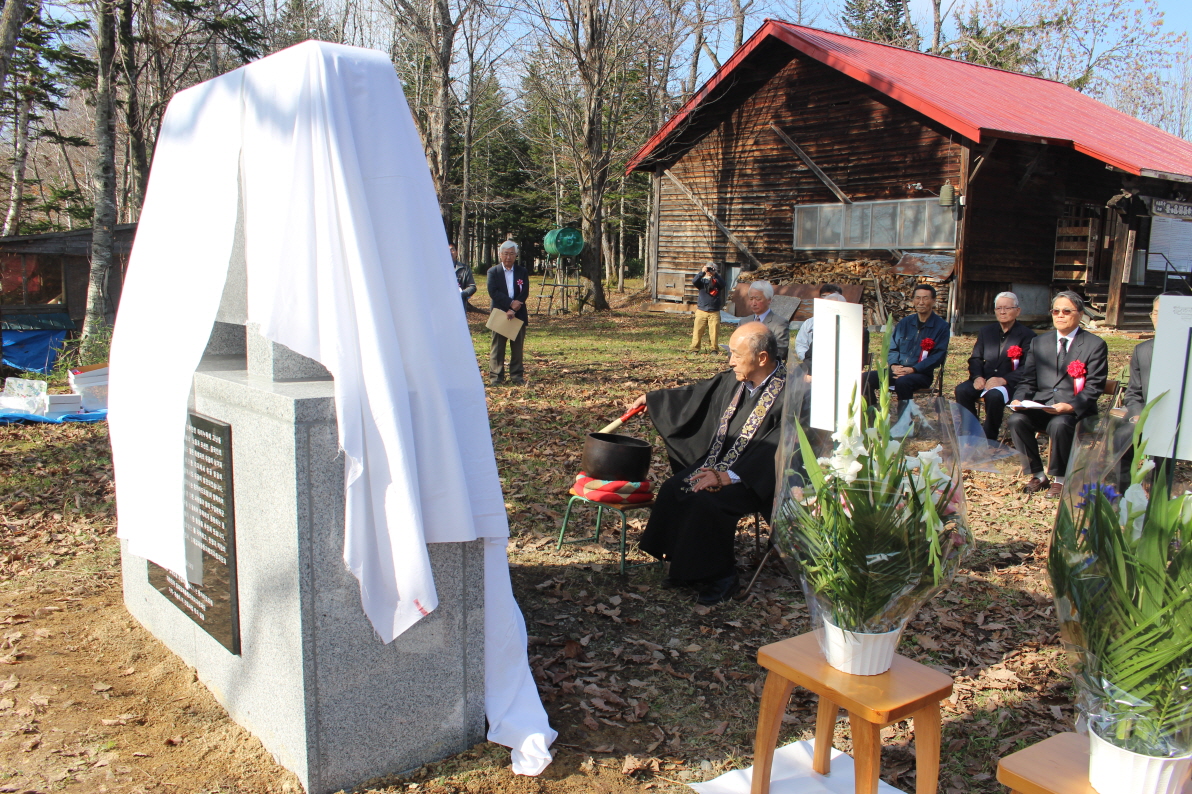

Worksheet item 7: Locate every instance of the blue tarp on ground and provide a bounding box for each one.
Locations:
[2,329,68,373]
[0,409,107,425]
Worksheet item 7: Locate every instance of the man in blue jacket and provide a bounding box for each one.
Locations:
[487,240,530,385]
[863,284,949,414]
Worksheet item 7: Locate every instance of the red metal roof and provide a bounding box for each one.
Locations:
[628,21,1192,181]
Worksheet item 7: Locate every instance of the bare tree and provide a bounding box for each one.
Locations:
[2,83,32,236]
[1023,0,1183,97]
[522,0,667,310]
[84,0,118,344]
[387,0,473,230]
[0,0,28,96]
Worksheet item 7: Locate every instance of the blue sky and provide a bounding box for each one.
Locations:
[1159,0,1191,38]
[904,0,1190,41]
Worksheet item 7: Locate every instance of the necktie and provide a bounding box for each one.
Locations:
[1059,337,1069,371]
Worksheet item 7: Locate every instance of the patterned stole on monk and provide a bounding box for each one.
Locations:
[683,362,787,491]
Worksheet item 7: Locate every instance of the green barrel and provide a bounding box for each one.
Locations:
[544,227,584,257]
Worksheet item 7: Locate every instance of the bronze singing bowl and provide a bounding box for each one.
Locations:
[581,433,652,482]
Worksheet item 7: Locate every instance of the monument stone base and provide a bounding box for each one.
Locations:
[121,328,485,794]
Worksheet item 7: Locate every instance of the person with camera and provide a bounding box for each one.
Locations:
[689,261,724,354]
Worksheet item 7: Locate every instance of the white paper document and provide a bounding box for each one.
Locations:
[486,308,525,340]
[1011,400,1049,410]
[690,740,905,794]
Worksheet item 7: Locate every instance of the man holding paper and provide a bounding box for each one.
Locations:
[487,240,530,385]
[954,291,1036,439]
[1007,291,1108,498]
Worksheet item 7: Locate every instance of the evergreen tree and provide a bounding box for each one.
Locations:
[949,12,1050,74]
[840,0,920,50]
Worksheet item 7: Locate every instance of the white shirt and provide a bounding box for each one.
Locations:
[756,309,770,324]
[795,317,814,360]
[503,265,515,302]
[1057,327,1079,357]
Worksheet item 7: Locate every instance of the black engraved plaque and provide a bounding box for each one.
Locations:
[148,413,241,654]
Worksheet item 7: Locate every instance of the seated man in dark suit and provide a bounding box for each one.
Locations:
[1008,290,1108,498]
[954,291,1036,439]
[1114,295,1159,488]
[1124,296,1158,421]
[862,283,949,416]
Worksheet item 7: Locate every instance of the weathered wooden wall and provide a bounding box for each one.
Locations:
[655,47,965,304]
[961,140,1122,314]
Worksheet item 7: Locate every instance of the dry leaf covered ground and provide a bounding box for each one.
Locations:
[0,290,1143,793]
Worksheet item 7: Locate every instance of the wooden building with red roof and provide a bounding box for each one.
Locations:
[628,21,1192,329]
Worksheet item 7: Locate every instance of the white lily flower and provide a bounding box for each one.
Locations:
[1136,458,1156,477]
[1120,483,1149,540]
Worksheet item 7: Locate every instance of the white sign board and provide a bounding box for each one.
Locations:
[1147,217,1192,273]
[1142,295,1192,460]
[810,298,865,432]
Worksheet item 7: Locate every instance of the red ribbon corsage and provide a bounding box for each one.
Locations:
[516,279,524,289]
[1067,360,1087,394]
[1007,345,1023,371]
[919,338,935,362]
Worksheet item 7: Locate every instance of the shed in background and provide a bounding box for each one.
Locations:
[629,22,1192,330]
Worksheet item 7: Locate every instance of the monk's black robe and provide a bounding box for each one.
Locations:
[640,368,785,581]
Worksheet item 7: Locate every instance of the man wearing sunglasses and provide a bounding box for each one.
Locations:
[1007,291,1108,498]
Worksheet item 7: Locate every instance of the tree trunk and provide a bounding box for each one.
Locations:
[426,0,455,231]
[84,0,119,343]
[617,182,625,292]
[2,89,32,236]
[118,0,149,217]
[687,0,703,94]
[0,0,27,97]
[458,51,477,256]
[731,0,746,50]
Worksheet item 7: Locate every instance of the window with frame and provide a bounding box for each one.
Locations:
[793,198,958,250]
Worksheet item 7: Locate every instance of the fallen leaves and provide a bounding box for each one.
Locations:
[100,713,144,727]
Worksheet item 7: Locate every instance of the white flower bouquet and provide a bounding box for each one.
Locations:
[773,332,971,675]
[1049,399,1192,794]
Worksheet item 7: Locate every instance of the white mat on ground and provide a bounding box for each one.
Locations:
[108,40,554,775]
[690,740,905,794]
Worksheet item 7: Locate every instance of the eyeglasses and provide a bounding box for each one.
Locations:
[1051,308,1078,316]
[994,306,1018,312]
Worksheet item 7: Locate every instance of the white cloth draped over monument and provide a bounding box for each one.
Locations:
[108,41,554,774]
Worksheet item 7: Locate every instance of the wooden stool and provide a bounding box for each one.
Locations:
[996,732,1094,794]
[556,488,658,574]
[751,631,953,794]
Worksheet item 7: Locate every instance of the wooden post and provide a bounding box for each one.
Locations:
[953,143,972,331]
[1105,214,1135,328]
[663,169,763,270]
[648,167,662,302]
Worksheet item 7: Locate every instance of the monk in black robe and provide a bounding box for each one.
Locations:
[628,322,786,605]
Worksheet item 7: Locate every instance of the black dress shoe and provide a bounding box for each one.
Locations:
[696,570,739,605]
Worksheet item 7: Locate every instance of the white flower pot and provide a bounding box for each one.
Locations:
[821,618,902,676]
[1089,729,1192,794]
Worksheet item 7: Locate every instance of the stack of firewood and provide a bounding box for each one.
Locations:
[738,259,949,323]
